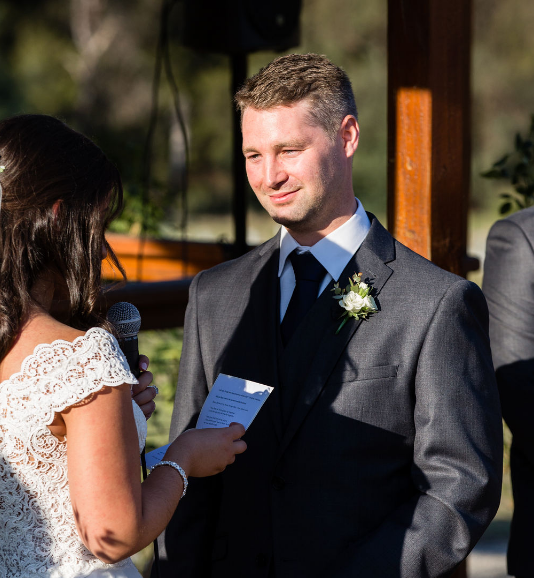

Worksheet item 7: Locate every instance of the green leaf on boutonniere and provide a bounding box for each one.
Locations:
[335,317,349,335]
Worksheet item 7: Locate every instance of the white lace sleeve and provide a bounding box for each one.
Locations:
[7,326,147,452]
[21,326,139,418]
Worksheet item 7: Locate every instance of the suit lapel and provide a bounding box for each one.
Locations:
[276,215,396,458]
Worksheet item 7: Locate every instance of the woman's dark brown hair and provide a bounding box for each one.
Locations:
[0,114,125,361]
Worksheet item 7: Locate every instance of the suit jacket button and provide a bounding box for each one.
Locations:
[272,475,285,490]
[256,553,268,567]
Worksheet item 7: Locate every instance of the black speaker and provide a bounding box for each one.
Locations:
[181,0,301,54]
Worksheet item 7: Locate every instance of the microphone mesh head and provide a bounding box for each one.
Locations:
[107,302,141,338]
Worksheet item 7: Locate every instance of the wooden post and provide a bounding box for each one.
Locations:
[387,0,477,279]
[388,2,473,576]
[231,53,249,257]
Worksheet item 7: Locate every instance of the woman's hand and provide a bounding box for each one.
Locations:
[166,423,247,477]
[131,355,156,419]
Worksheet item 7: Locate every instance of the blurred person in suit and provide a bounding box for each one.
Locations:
[483,206,534,578]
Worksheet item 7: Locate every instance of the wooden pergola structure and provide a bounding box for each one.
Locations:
[388,0,476,280]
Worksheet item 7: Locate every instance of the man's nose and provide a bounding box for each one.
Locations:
[264,158,288,189]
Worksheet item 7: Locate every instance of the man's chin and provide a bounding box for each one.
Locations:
[271,214,301,229]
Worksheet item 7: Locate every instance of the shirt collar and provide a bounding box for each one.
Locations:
[278,198,371,280]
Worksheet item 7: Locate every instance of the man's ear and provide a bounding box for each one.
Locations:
[339,115,359,158]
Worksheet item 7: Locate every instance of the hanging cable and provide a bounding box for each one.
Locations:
[162,0,189,275]
[138,0,189,280]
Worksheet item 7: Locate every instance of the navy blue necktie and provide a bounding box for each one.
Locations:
[281,251,326,347]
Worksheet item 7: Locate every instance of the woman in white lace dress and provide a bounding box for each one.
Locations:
[0,115,247,577]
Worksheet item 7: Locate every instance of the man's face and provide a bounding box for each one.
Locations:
[242,100,358,242]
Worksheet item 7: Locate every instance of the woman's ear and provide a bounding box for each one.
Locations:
[52,199,63,221]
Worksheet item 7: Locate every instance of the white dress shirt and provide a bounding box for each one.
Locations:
[278,198,371,322]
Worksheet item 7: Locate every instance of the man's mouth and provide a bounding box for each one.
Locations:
[268,190,299,203]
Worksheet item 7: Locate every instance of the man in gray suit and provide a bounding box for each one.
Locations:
[483,207,534,578]
[157,53,502,578]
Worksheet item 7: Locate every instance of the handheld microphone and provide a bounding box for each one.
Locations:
[107,302,142,378]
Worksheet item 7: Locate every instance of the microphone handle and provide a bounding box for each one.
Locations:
[119,335,140,378]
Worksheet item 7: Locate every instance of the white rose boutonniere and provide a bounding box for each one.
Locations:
[331,272,378,334]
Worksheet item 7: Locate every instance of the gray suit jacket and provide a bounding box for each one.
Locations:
[483,206,534,577]
[158,214,502,578]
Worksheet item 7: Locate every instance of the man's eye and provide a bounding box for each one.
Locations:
[246,154,260,161]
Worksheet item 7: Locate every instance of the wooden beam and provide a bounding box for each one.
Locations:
[50,279,193,330]
[98,279,192,330]
[387,0,477,278]
[393,87,433,256]
[102,235,235,282]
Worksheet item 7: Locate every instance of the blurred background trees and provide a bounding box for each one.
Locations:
[1,0,532,241]
[0,0,387,240]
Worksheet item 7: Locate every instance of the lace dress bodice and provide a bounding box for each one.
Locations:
[0,327,147,577]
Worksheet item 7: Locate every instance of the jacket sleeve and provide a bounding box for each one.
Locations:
[155,272,221,578]
[330,280,503,578]
[483,217,534,464]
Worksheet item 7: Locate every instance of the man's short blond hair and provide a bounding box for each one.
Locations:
[234,53,358,139]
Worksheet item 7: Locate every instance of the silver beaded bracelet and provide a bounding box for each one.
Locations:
[150,460,188,499]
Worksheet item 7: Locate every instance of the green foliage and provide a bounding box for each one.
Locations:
[108,183,165,236]
[139,328,183,451]
[3,0,534,229]
[481,115,534,215]
[471,0,534,211]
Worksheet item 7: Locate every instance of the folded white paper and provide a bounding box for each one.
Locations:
[196,373,273,430]
[144,374,272,470]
